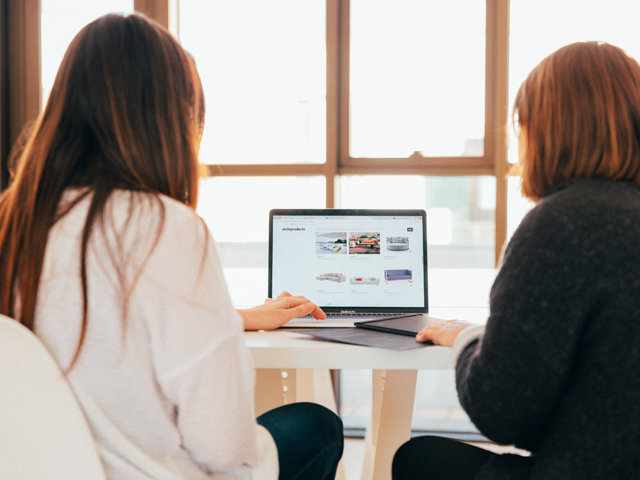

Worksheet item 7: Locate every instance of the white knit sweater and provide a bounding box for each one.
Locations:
[33,189,278,480]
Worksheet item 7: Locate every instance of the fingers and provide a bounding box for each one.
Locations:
[281,301,319,321]
[277,295,308,307]
[310,305,326,320]
[275,295,326,320]
[415,320,473,347]
[278,295,315,309]
[416,326,437,343]
[265,291,292,304]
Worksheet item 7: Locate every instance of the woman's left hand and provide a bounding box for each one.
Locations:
[416,319,474,347]
[238,291,326,331]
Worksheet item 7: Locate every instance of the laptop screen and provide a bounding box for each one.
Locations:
[269,209,428,313]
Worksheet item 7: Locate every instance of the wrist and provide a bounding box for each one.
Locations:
[452,325,485,365]
[237,308,257,331]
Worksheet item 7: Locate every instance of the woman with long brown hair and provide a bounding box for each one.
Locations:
[0,13,342,480]
[393,41,640,479]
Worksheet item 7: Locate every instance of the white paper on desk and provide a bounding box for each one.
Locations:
[288,328,431,351]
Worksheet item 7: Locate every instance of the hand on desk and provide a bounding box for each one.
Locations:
[416,319,474,347]
[238,291,326,331]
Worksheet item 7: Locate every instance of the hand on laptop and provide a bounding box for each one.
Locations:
[238,291,326,331]
[415,319,473,347]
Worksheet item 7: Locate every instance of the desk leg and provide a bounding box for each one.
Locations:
[255,369,346,480]
[255,369,286,417]
[255,369,339,412]
[362,370,418,480]
[293,369,336,408]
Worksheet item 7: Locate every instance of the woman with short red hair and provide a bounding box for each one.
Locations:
[394,41,640,479]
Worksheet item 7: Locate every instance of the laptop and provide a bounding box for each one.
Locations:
[269,209,429,327]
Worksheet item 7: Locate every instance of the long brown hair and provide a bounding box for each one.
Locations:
[513,41,640,201]
[0,13,205,367]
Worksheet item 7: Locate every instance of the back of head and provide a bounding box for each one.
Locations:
[35,13,204,200]
[0,13,205,347]
[514,41,640,201]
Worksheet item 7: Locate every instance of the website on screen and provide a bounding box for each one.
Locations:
[271,215,426,308]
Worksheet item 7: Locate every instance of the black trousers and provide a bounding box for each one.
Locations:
[257,402,344,480]
[392,436,495,480]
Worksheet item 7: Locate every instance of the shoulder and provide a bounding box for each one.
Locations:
[509,179,640,254]
[88,190,216,291]
[59,189,216,285]
[497,178,640,303]
[532,178,640,224]
[102,190,209,254]
[106,189,204,231]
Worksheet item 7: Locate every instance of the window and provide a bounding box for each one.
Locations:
[175,1,504,436]
[179,0,326,165]
[196,176,326,306]
[15,0,637,440]
[506,0,640,234]
[41,0,134,109]
[340,176,495,268]
[349,0,486,159]
[23,0,513,437]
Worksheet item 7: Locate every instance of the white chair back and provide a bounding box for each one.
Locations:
[0,314,107,480]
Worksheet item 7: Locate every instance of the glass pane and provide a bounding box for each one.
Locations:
[41,0,134,109]
[350,0,486,158]
[196,177,325,306]
[339,175,493,433]
[507,176,535,244]
[508,0,640,163]
[179,1,326,165]
[340,176,495,268]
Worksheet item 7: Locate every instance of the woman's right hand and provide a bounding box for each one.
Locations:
[238,291,326,331]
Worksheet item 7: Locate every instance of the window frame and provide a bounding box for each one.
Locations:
[1,0,511,264]
[193,0,511,265]
[338,0,495,173]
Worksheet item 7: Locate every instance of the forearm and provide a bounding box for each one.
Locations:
[454,309,574,449]
[166,333,260,470]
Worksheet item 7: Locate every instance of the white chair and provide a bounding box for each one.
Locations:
[0,314,107,480]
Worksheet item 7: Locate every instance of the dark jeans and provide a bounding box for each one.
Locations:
[392,436,495,480]
[257,402,344,480]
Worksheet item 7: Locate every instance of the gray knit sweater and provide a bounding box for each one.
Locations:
[456,178,640,479]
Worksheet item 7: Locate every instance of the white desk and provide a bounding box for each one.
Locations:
[245,307,489,480]
[239,269,495,480]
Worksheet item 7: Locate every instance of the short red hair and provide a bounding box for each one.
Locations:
[513,41,640,201]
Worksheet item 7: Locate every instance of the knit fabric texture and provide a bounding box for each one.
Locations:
[456,178,640,479]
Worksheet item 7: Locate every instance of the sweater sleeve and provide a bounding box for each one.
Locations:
[133,198,277,477]
[455,198,603,450]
